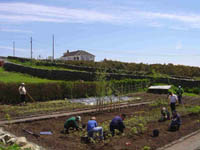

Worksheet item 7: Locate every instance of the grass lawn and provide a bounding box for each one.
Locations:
[8,59,83,72]
[0,67,59,83]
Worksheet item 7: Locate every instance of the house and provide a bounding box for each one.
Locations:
[60,50,95,61]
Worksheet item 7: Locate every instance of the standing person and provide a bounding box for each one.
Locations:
[169,92,178,112]
[110,114,126,136]
[18,83,27,104]
[168,111,181,131]
[87,117,103,140]
[158,107,170,122]
[176,86,184,104]
[64,116,81,134]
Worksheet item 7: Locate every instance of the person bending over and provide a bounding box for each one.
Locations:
[64,116,81,134]
[110,114,126,136]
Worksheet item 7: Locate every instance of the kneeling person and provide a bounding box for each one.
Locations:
[159,107,170,122]
[87,117,103,140]
[110,114,126,136]
[64,116,81,134]
[168,111,181,131]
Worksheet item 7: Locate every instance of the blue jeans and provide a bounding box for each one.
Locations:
[88,127,103,140]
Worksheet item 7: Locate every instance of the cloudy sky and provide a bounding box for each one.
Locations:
[0,0,200,66]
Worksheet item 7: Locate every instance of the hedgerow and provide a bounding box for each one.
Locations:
[0,79,150,104]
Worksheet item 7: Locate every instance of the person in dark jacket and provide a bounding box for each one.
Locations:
[64,116,81,134]
[168,111,181,131]
[158,107,170,122]
[176,86,184,104]
[87,116,103,140]
[110,114,126,136]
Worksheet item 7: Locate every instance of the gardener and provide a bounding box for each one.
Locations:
[176,86,184,104]
[158,107,170,122]
[64,116,81,134]
[87,116,104,140]
[168,111,181,131]
[110,114,126,136]
[18,83,27,104]
[169,92,178,112]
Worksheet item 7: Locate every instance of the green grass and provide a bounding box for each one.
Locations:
[0,68,59,83]
[183,92,200,97]
[8,59,83,72]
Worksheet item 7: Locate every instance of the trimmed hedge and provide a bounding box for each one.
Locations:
[0,79,150,104]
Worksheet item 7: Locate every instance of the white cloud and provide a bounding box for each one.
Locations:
[1,2,200,30]
[0,28,33,33]
[0,2,116,23]
[0,46,26,52]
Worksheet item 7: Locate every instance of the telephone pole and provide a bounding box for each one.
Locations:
[30,37,32,59]
[13,41,15,57]
[52,34,54,61]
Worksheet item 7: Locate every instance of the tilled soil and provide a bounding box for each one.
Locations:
[0,93,167,120]
[4,103,200,150]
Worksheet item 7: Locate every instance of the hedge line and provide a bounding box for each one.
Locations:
[0,79,150,104]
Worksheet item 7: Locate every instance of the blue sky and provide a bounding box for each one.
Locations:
[0,0,200,66]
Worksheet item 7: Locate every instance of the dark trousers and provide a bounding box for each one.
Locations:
[110,124,124,136]
[178,95,182,104]
[64,121,78,134]
[20,94,26,103]
[168,123,180,131]
[170,103,176,112]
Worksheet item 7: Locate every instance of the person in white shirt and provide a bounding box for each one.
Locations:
[169,92,178,112]
[18,83,27,104]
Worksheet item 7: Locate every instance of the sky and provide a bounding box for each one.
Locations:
[0,0,200,67]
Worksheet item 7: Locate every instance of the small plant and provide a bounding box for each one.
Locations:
[143,145,151,150]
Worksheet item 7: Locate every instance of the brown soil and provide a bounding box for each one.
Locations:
[0,93,168,120]
[4,103,200,150]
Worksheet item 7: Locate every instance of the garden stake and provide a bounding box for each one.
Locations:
[27,92,35,102]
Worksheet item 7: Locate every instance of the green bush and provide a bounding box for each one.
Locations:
[0,79,150,104]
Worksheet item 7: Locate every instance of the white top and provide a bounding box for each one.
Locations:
[19,86,26,95]
[169,94,178,103]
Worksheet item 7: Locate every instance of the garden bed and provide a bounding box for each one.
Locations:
[3,99,200,150]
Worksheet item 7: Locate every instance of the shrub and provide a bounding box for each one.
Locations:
[0,79,149,104]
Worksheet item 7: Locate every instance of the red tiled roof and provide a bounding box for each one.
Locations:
[63,50,95,57]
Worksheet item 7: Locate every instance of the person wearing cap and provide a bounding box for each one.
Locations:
[18,83,27,104]
[168,92,178,112]
[87,116,103,140]
[176,86,184,104]
[110,114,126,136]
[158,107,170,122]
[168,111,181,131]
[64,116,81,134]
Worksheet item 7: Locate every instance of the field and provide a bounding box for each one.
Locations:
[0,93,161,120]
[0,68,59,83]
[3,93,200,150]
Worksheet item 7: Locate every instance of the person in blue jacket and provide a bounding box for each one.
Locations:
[168,111,181,131]
[110,114,126,136]
[87,116,103,140]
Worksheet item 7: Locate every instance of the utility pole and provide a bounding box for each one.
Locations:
[52,34,54,61]
[13,41,15,57]
[30,37,32,59]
